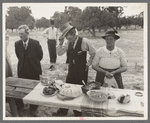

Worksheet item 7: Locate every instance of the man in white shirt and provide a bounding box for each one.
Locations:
[42,18,58,69]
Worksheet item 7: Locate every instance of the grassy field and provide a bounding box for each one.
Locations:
[6,28,145,117]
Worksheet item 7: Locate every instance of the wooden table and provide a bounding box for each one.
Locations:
[6,77,144,117]
[6,77,39,117]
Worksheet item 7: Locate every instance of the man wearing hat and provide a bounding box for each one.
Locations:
[42,18,58,69]
[53,23,96,116]
[62,22,79,64]
[92,29,127,89]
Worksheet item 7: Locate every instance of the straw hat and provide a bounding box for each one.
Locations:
[102,29,120,40]
[60,22,75,38]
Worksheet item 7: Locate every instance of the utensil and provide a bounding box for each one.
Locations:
[82,80,86,86]
[135,92,143,97]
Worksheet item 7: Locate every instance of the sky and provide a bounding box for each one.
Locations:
[3,3,147,19]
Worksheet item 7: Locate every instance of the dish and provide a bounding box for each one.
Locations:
[81,81,101,94]
[117,94,130,104]
[41,81,54,86]
[41,90,57,97]
[41,86,57,97]
[57,93,74,101]
[87,90,108,103]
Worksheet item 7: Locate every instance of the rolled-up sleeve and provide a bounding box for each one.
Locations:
[92,49,101,66]
[82,38,96,66]
[119,49,127,67]
[57,41,68,56]
[42,28,48,38]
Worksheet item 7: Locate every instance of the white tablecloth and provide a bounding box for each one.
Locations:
[23,80,144,117]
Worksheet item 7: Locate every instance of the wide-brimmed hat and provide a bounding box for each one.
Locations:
[60,22,75,38]
[102,30,120,40]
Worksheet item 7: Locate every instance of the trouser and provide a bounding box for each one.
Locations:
[47,39,57,64]
[57,64,88,116]
[66,51,69,63]
[95,67,124,89]
[66,64,88,85]
[57,108,82,116]
[16,69,40,111]
[6,58,13,78]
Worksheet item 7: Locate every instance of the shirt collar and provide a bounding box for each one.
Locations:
[22,38,29,45]
[104,46,117,54]
[73,36,79,49]
[50,27,55,30]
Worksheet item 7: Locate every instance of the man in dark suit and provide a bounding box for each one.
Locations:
[15,25,43,116]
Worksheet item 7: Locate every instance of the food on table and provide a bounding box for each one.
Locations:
[117,94,130,104]
[59,86,82,98]
[87,90,108,102]
[43,86,57,95]
[40,75,55,86]
[86,82,101,90]
[57,93,74,101]
[90,91,107,98]
[81,81,101,94]
[108,95,116,99]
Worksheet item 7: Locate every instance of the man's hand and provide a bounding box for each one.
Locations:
[85,65,89,71]
[59,36,64,46]
[105,71,113,79]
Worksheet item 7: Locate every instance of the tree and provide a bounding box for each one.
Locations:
[6,6,35,32]
[6,15,20,32]
[78,7,117,36]
[52,7,82,28]
[138,11,144,28]
[35,17,50,29]
[80,7,100,36]
[104,7,124,29]
[25,15,35,30]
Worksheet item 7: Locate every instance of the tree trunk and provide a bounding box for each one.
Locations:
[126,25,128,30]
[92,27,95,37]
[134,25,136,30]
[99,28,101,32]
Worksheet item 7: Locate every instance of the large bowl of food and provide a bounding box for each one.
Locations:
[81,81,101,94]
[87,90,108,103]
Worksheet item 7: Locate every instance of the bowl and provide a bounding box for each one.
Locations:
[40,75,54,86]
[87,90,108,103]
[81,81,101,94]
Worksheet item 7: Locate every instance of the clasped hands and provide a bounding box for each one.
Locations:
[105,71,115,79]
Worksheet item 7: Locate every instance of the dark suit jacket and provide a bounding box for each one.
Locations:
[15,38,43,75]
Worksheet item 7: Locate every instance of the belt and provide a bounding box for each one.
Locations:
[48,39,56,40]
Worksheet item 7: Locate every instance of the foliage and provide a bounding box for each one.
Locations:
[6,6,35,32]
[35,17,50,29]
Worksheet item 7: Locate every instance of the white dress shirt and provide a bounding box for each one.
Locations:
[42,27,58,40]
[92,46,127,69]
[22,38,29,50]
[57,37,96,66]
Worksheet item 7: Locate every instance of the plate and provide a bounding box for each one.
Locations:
[40,90,58,97]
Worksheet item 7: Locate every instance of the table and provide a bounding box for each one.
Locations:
[6,77,39,117]
[6,77,144,117]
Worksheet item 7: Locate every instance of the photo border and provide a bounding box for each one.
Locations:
[1,0,149,122]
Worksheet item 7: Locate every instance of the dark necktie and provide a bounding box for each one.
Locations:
[24,43,26,49]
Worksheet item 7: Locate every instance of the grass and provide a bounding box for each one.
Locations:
[6,28,144,117]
